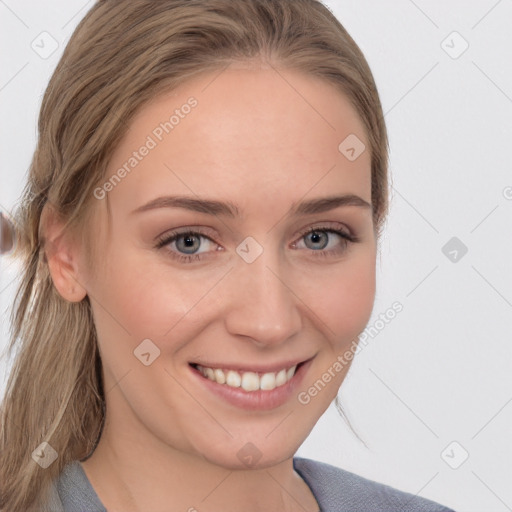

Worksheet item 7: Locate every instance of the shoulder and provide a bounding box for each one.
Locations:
[293,456,456,512]
[43,460,106,512]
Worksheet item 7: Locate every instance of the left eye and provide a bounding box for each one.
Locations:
[294,228,353,253]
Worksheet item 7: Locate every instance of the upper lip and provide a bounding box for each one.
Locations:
[190,356,313,374]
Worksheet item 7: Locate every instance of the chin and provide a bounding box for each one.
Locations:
[189,433,302,472]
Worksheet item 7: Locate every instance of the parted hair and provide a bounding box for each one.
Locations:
[0,1,389,510]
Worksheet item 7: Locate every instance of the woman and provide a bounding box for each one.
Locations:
[0,1,456,510]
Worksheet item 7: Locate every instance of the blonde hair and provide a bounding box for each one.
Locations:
[0,1,389,509]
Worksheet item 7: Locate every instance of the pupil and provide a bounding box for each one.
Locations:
[179,234,199,253]
[309,231,327,250]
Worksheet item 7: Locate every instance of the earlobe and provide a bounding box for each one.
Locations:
[41,203,88,303]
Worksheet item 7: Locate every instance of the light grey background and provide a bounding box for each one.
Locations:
[1,1,511,511]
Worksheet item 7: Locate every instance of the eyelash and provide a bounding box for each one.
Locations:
[155,225,359,264]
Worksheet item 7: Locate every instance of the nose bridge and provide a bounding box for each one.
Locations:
[222,240,302,345]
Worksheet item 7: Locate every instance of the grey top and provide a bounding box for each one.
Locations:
[44,456,456,511]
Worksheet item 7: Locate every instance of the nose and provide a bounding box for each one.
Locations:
[222,246,302,347]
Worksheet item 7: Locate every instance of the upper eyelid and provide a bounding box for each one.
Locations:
[158,220,352,240]
[296,223,352,238]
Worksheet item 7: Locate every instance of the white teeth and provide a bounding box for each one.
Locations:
[226,370,241,388]
[241,372,260,391]
[260,372,276,390]
[275,369,287,387]
[196,363,298,392]
[214,368,226,384]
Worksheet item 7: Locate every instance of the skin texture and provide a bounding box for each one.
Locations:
[45,63,377,512]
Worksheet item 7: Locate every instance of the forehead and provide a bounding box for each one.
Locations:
[103,66,371,218]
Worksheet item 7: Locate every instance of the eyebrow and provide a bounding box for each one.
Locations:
[130,194,372,217]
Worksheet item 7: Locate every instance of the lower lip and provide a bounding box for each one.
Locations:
[189,359,313,411]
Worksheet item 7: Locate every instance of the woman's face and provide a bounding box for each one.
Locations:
[81,65,376,468]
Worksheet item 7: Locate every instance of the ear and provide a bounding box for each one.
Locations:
[41,203,88,303]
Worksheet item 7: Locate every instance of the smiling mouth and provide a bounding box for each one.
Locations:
[189,361,306,392]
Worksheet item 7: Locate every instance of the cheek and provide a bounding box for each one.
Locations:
[87,245,230,386]
[306,252,376,351]
[339,258,376,334]
[91,243,197,337]
[295,254,376,411]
